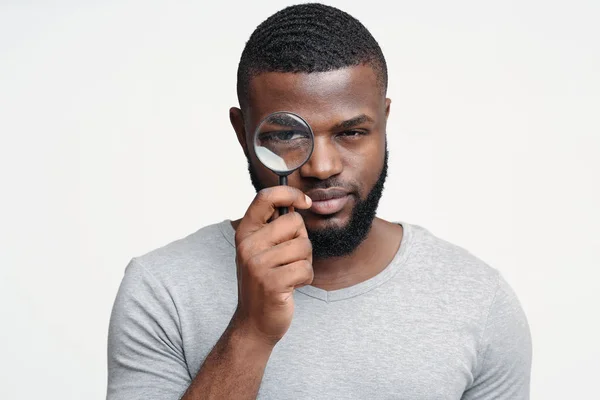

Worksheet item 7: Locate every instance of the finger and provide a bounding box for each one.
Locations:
[271,205,294,222]
[242,211,309,255]
[250,237,313,270]
[236,186,312,244]
[268,208,281,223]
[255,210,308,245]
[269,259,314,290]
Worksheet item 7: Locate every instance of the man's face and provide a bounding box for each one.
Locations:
[232,65,391,258]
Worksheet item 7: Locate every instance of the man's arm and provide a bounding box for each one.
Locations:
[461,273,533,400]
[107,187,313,400]
[181,316,274,399]
[107,259,273,400]
[107,258,191,399]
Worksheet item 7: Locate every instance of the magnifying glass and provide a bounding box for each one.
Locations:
[253,111,314,216]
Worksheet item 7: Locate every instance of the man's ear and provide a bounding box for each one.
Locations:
[385,98,392,120]
[229,107,249,157]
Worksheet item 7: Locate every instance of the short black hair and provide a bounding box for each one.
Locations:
[236,3,388,110]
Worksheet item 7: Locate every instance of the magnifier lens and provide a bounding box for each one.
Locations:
[253,112,314,174]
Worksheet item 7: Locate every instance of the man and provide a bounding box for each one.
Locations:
[107,3,532,399]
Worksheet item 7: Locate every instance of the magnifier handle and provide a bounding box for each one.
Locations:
[278,175,289,216]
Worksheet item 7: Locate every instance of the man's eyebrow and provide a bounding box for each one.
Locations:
[333,114,375,130]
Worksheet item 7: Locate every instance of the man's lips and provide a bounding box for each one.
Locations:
[306,188,351,215]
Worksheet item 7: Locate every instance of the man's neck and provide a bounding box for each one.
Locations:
[230,217,404,292]
[309,218,403,291]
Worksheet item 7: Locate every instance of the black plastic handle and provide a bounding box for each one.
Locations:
[278,175,288,215]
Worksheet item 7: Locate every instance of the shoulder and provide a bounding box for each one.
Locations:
[125,220,236,289]
[405,222,500,288]
[403,222,531,365]
[401,222,513,324]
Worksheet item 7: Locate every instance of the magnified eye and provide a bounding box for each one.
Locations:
[261,130,309,142]
[253,111,314,174]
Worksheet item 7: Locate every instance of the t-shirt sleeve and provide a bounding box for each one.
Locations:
[461,272,533,400]
[107,258,191,400]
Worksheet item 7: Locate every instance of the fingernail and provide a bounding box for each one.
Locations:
[305,194,312,206]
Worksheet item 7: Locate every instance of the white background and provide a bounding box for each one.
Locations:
[1,0,598,398]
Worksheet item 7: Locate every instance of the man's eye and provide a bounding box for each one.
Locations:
[261,130,308,142]
[275,131,304,140]
[340,130,366,137]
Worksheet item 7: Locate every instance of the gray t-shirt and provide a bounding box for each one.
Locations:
[107,220,532,399]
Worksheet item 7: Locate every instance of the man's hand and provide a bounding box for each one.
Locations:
[180,186,314,400]
[231,186,314,346]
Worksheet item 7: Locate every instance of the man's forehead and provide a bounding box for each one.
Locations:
[246,65,383,128]
[249,65,379,99]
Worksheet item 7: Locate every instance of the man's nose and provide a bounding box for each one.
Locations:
[299,136,343,180]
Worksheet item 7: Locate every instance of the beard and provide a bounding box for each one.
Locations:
[247,147,389,260]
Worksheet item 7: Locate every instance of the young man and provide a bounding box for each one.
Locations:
[107,4,532,399]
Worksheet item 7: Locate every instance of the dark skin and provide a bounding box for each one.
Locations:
[229,65,403,291]
[182,65,404,399]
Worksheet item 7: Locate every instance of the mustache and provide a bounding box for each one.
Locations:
[300,177,360,193]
